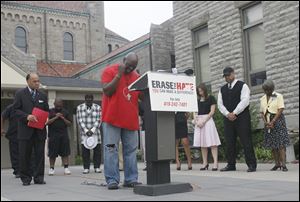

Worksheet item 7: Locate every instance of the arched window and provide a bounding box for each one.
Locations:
[115,44,119,49]
[15,26,27,53]
[108,44,112,53]
[63,32,74,60]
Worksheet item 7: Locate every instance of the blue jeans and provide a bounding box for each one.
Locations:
[102,122,138,185]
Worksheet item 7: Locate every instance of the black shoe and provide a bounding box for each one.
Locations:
[247,167,256,172]
[188,166,192,170]
[123,182,142,188]
[142,167,147,171]
[212,167,218,171]
[176,166,181,170]
[34,181,46,185]
[282,165,288,172]
[220,165,236,172]
[270,165,281,171]
[200,164,209,170]
[108,183,119,190]
[22,182,31,186]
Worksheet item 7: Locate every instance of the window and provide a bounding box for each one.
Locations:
[192,26,210,85]
[15,27,27,53]
[108,44,112,53]
[63,32,74,60]
[115,44,119,49]
[243,3,266,87]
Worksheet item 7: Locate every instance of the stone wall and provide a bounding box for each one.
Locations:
[173,1,299,129]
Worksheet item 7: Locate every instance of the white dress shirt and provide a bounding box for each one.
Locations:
[217,79,250,117]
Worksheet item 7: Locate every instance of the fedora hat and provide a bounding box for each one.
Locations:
[83,135,98,149]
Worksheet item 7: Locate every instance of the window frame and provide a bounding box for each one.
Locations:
[192,25,210,87]
[63,32,74,61]
[242,2,266,90]
[15,26,27,53]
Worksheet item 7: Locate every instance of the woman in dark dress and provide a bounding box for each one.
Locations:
[175,112,192,170]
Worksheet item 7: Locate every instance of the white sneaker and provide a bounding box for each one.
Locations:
[64,168,71,175]
[48,168,55,176]
[95,168,102,173]
[83,169,89,174]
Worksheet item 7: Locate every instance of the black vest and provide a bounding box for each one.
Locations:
[221,80,249,113]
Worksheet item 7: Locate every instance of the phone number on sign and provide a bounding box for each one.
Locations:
[163,101,187,107]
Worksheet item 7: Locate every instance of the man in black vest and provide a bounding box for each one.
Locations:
[13,73,49,185]
[217,67,257,172]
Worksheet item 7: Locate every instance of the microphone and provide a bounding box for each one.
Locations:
[156,68,194,76]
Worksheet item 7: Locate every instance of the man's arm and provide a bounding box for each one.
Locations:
[102,64,125,97]
[233,84,250,116]
[76,106,89,134]
[217,90,230,117]
[13,90,37,123]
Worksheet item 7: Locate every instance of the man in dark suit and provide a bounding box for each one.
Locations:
[13,73,49,186]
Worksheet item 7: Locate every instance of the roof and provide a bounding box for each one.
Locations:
[2,1,88,14]
[37,61,86,77]
[72,33,150,77]
[40,76,102,89]
[105,28,130,43]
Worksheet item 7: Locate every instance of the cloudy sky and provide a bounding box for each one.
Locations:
[104,1,173,41]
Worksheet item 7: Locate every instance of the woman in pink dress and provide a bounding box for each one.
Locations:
[193,84,221,171]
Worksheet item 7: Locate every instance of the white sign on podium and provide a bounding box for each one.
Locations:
[129,71,198,112]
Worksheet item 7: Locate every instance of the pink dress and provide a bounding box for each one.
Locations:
[193,96,221,147]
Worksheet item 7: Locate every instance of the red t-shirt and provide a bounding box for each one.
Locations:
[101,64,140,130]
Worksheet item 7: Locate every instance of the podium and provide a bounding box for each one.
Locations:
[128,71,197,196]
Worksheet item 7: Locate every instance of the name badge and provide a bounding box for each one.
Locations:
[38,100,44,103]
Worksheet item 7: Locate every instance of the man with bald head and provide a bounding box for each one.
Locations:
[13,73,49,185]
[46,98,72,176]
[101,52,141,190]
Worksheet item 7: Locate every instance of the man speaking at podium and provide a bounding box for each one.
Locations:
[101,52,141,190]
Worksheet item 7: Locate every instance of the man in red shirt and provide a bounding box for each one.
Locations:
[101,52,141,190]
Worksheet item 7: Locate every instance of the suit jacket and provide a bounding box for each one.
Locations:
[13,87,49,140]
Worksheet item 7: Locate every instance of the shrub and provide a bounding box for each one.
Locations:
[75,155,83,165]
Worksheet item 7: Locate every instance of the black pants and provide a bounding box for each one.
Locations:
[81,144,101,169]
[223,110,257,168]
[8,139,19,175]
[19,134,45,184]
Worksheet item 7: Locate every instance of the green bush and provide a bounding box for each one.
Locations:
[255,147,272,162]
[75,155,83,165]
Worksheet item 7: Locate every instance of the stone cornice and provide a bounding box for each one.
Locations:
[1,2,90,18]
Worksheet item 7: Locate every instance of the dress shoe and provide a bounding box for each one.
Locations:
[200,164,209,170]
[282,165,288,172]
[188,166,192,170]
[247,167,256,172]
[212,167,218,171]
[220,165,236,172]
[34,181,46,184]
[270,165,281,171]
[22,182,31,186]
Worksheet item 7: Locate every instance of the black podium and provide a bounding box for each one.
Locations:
[128,72,193,196]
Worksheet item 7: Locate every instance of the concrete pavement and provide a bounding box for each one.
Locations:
[1,163,299,201]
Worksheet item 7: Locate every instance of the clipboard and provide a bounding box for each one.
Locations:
[28,107,49,129]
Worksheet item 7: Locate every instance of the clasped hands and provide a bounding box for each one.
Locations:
[227,112,237,121]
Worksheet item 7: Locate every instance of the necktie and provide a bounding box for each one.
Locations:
[229,83,232,89]
[31,90,36,100]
